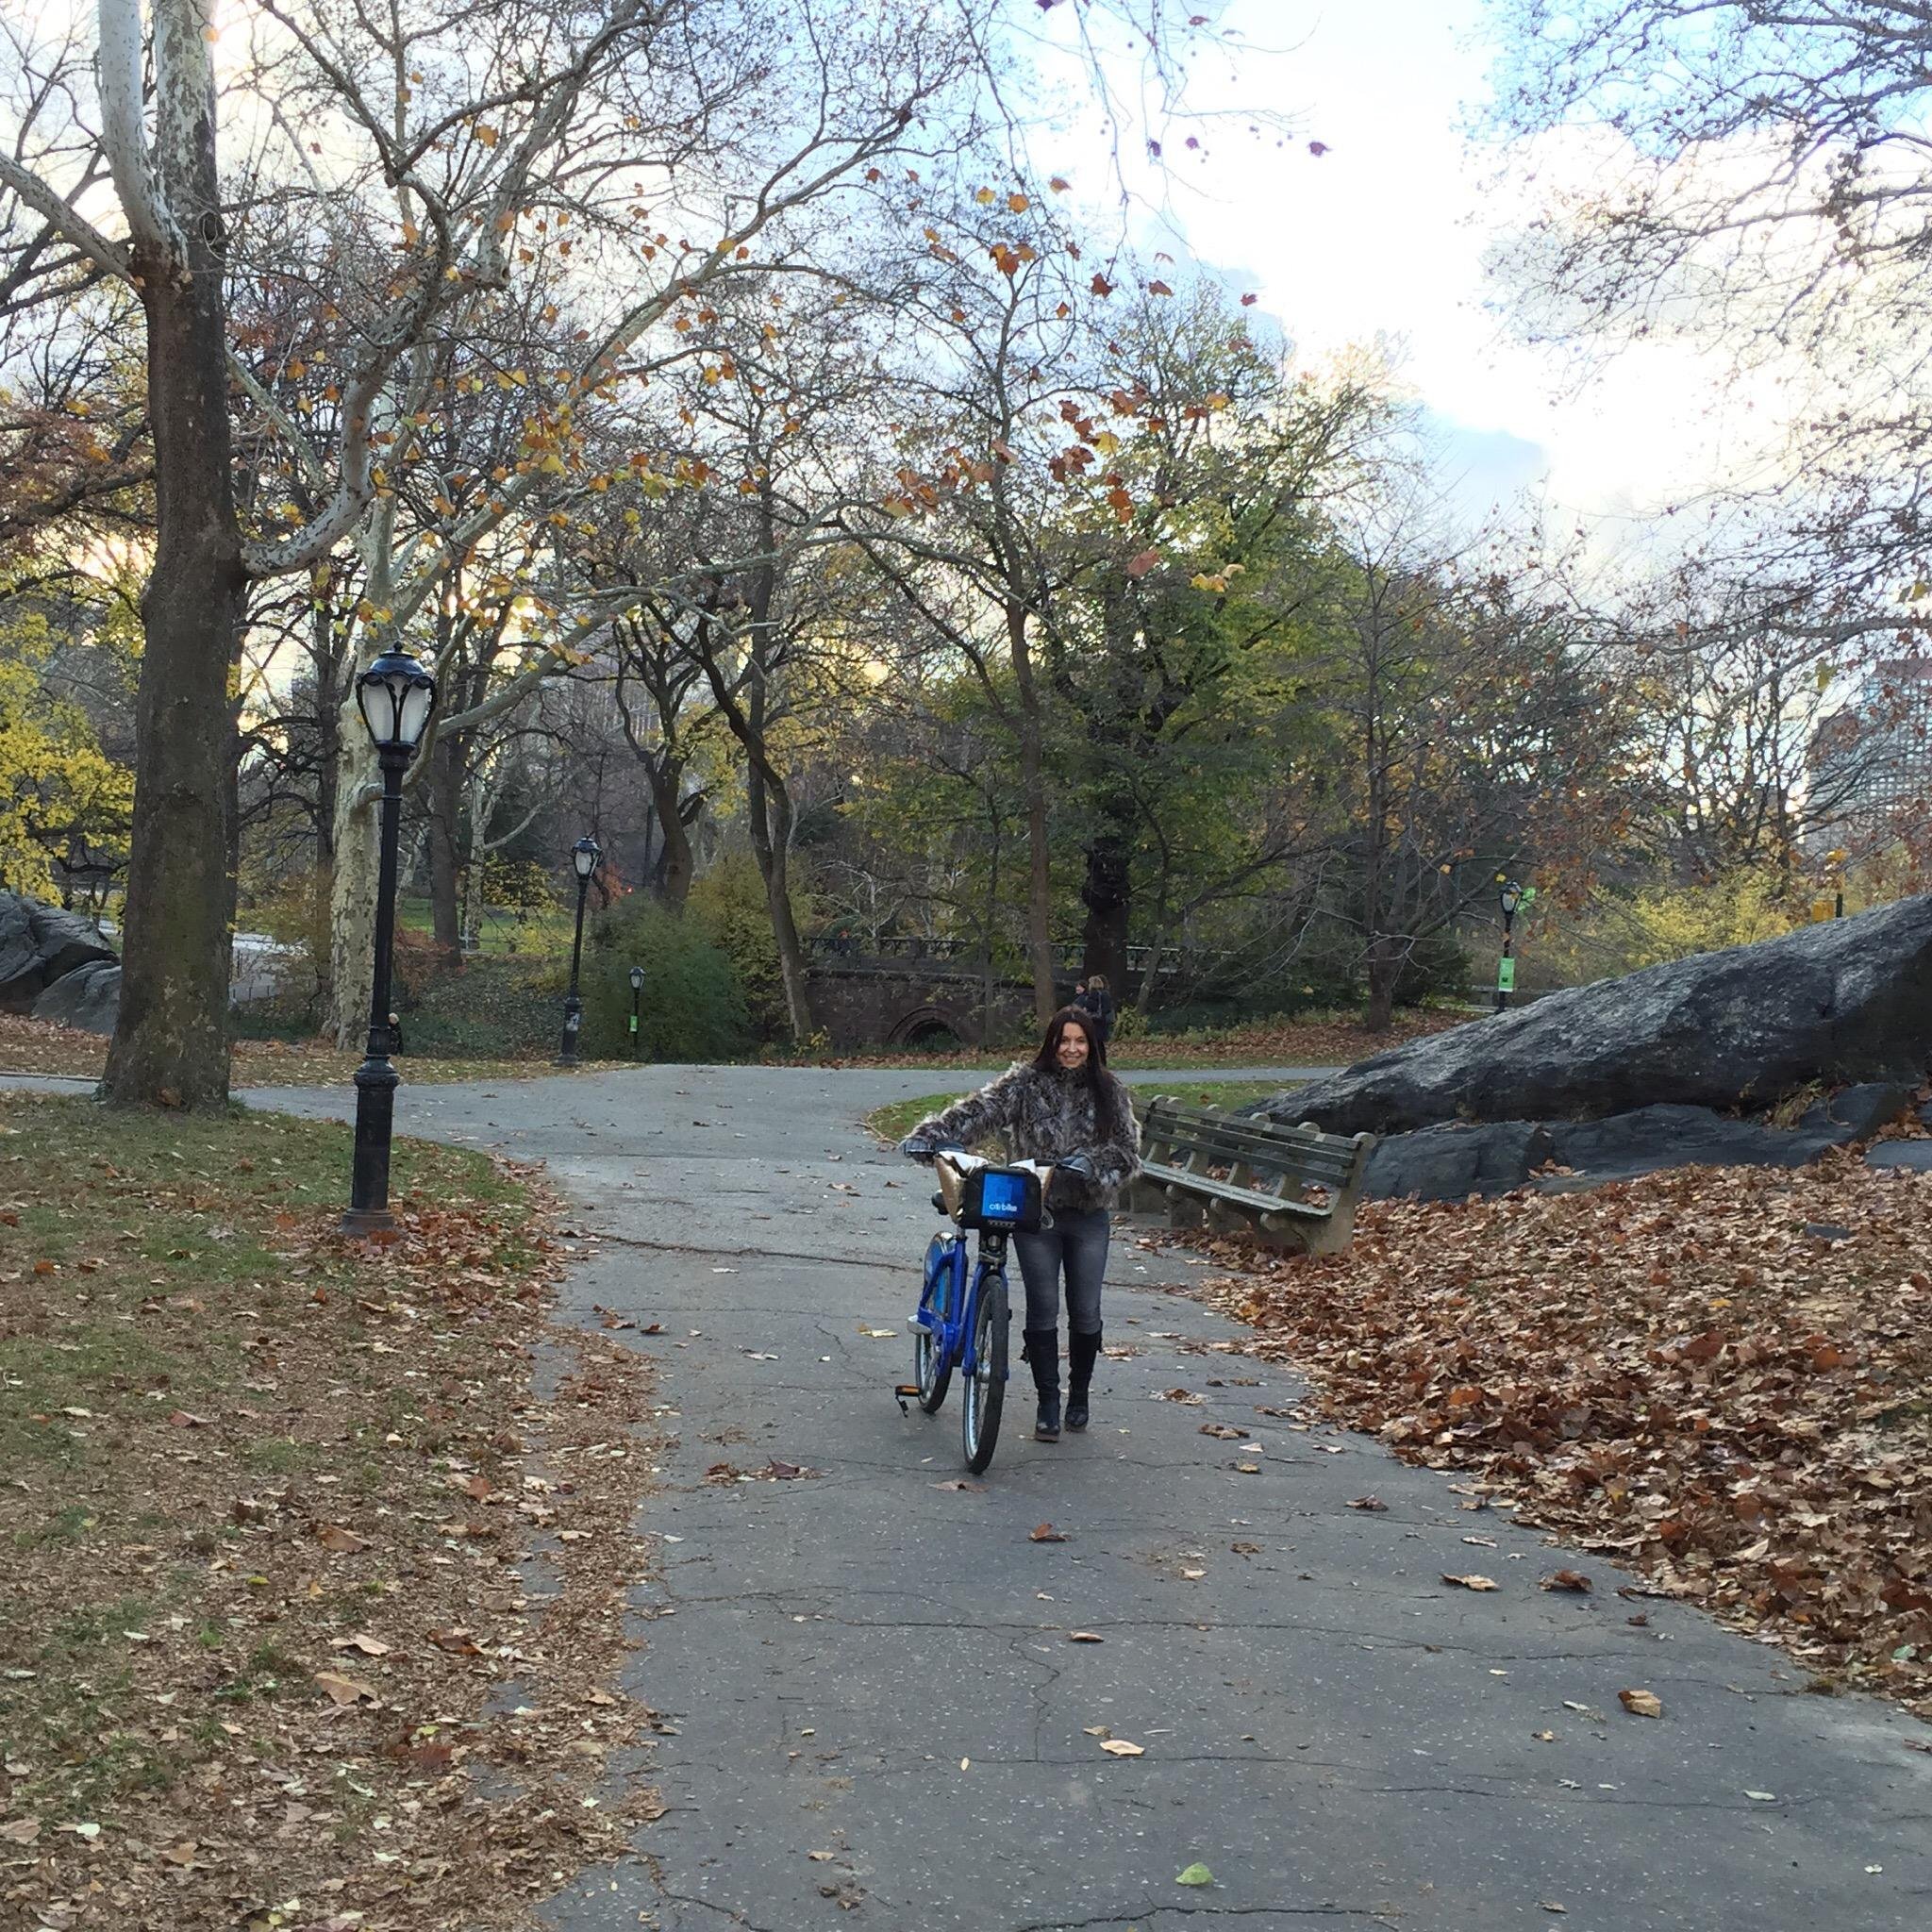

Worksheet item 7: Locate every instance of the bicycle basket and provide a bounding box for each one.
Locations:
[956,1163,1043,1233]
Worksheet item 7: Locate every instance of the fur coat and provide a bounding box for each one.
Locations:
[913,1062,1141,1214]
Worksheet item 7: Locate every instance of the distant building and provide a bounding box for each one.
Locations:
[1807,658,1932,858]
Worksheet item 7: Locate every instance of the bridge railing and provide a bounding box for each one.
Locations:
[807,934,1199,978]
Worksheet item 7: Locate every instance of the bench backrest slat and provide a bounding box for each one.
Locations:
[1139,1097,1367,1192]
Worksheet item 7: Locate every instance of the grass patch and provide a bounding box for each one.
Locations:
[0,1091,661,1929]
[864,1077,1291,1146]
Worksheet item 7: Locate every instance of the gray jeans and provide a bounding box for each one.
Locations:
[1013,1208,1108,1334]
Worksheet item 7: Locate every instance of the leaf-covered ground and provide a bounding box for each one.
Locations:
[0,1097,658,1932]
[785,1008,1467,1074]
[1174,1146,1932,1722]
[0,1015,625,1087]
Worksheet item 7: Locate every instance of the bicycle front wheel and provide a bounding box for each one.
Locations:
[961,1271,1008,1474]
[914,1233,957,1415]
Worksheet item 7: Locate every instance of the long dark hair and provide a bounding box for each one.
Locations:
[1031,1006,1120,1138]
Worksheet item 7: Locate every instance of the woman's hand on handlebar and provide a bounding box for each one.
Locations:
[898,1134,961,1163]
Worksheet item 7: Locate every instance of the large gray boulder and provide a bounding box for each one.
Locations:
[1363,1085,1914,1204]
[29,958,121,1034]
[0,892,117,1010]
[1258,895,1932,1136]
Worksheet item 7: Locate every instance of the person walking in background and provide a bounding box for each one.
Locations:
[1074,971,1114,1047]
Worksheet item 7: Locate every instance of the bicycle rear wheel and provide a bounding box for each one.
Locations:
[914,1233,957,1414]
[961,1271,1008,1474]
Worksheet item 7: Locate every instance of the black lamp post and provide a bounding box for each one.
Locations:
[558,835,600,1065]
[628,963,644,1057]
[1495,877,1523,1012]
[342,644,438,1234]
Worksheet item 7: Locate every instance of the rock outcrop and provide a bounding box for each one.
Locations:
[29,958,121,1035]
[1257,895,1932,1138]
[1361,1084,1915,1203]
[0,892,117,1010]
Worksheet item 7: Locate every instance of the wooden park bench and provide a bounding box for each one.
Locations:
[1127,1097,1375,1256]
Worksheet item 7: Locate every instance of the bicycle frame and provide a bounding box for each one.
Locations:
[915,1224,1009,1388]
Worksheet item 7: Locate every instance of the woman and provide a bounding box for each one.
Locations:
[901,1008,1140,1441]
[1073,972,1115,1047]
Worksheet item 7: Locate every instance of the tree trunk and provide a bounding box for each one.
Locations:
[746,760,813,1041]
[311,573,341,863]
[1363,936,1398,1034]
[426,734,463,965]
[1078,818,1133,992]
[461,774,491,954]
[1005,600,1058,1024]
[100,162,243,1110]
[647,761,694,910]
[325,717,380,1047]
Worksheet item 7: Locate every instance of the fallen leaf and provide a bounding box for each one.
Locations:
[313,1670,380,1706]
[313,1524,369,1554]
[1619,1688,1663,1718]
[1099,1739,1144,1757]
[330,1632,391,1656]
[1030,1523,1068,1542]
[1347,1495,1388,1512]
[1441,1574,1498,1591]
[1175,1862,1214,1887]
[1199,1423,1243,1440]
[1542,1570,1592,1593]
[1067,1631,1104,1643]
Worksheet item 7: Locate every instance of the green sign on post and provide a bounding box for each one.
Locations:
[627,1012,639,1035]
[1496,956,1517,994]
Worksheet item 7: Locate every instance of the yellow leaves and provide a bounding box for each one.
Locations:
[474,123,500,148]
[974,186,996,205]
[1008,192,1030,213]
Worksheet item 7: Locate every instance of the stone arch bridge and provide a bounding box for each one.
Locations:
[805,938,1185,1049]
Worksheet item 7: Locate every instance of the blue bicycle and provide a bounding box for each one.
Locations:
[895,1142,1091,1474]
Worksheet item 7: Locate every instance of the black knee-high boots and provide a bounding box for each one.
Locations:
[1023,1326,1060,1441]
[1065,1326,1102,1431]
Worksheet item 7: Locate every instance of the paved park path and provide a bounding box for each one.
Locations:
[15,1063,1932,1927]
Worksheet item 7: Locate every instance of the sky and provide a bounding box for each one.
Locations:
[1042,0,1785,556]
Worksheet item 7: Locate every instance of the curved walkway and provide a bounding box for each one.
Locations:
[9,1066,1929,1929]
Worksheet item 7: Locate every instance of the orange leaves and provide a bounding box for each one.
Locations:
[1091,272,1114,297]
[1178,1141,1932,1720]
[1124,548,1161,579]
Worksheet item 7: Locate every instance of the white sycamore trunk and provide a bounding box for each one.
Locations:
[325,706,382,1047]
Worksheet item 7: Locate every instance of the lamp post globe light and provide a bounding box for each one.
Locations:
[342,644,438,1234]
[558,835,601,1066]
[628,962,645,1057]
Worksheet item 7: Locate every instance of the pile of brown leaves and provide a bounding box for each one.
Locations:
[0,1098,660,1931]
[1180,1150,1932,1717]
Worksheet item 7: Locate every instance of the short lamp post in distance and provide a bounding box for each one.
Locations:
[342,645,438,1234]
[558,835,600,1066]
[628,963,644,1058]
[1495,876,1526,1012]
